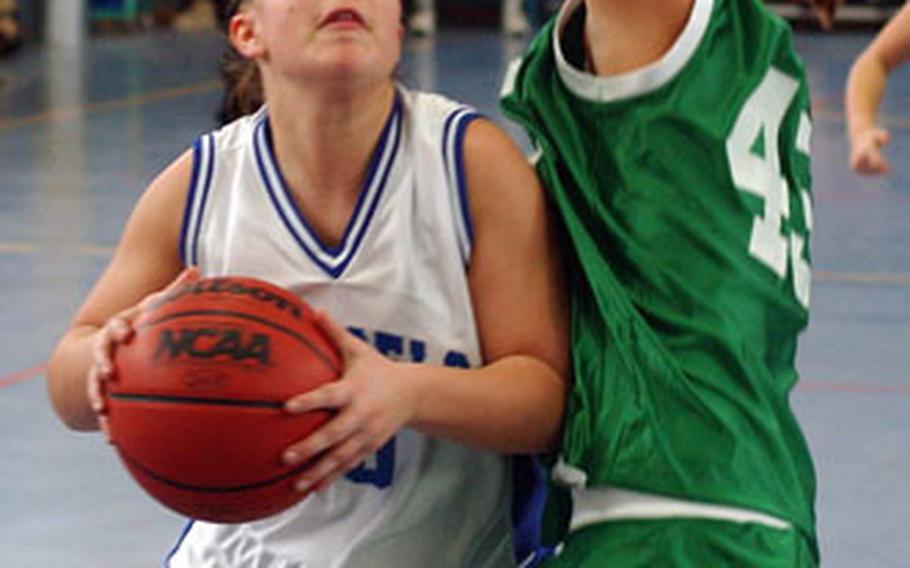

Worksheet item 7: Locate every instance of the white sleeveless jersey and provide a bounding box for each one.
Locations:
[166,87,514,568]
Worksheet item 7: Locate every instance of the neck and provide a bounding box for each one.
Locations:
[259,76,397,247]
[264,77,396,198]
[583,0,695,76]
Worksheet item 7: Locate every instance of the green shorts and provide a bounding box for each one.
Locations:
[542,518,817,568]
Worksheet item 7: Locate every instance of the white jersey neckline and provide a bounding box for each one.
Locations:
[251,96,404,279]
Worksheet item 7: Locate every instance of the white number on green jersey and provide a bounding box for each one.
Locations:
[726,67,811,308]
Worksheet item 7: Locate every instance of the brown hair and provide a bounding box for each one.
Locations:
[215,0,263,125]
[219,0,244,31]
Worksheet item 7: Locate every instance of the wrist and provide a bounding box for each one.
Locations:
[397,362,429,428]
[848,117,876,140]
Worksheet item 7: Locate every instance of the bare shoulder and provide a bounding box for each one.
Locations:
[122,148,197,252]
[70,149,196,328]
[143,149,196,213]
[462,118,532,172]
[460,118,543,212]
[459,118,568,379]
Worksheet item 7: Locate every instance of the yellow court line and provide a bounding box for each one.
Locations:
[0,242,39,254]
[3,241,908,283]
[6,244,908,286]
[811,108,844,125]
[0,241,114,257]
[2,84,907,131]
[0,79,222,132]
[73,244,117,257]
[814,270,910,286]
[811,106,910,130]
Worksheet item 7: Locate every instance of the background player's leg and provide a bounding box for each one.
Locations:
[502,0,530,35]
[409,0,436,35]
[0,0,21,57]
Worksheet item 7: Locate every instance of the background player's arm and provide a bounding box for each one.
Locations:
[845,4,910,175]
[283,121,569,490]
[46,152,191,431]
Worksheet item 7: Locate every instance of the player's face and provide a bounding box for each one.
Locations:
[236,0,403,85]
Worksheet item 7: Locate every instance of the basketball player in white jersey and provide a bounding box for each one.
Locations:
[46,1,568,566]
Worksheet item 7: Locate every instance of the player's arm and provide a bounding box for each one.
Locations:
[410,118,569,452]
[46,152,192,431]
[317,118,570,453]
[845,4,910,175]
[283,121,569,490]
[316,120,571,444]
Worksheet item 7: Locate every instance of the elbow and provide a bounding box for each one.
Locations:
[48,389,97,433]
[852,50,889,80]
[538,429,562,454]
[46,354,97,433]
[544,408,567,453]
[533,378,568,454]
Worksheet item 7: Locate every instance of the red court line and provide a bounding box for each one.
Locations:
[0,363,48,389]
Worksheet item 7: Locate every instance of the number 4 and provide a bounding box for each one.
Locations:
[726,67,812,308]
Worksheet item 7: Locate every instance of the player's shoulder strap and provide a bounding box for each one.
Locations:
[179,109,263,266]
[404,87,484,265]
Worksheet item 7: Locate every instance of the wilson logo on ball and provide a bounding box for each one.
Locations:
[152,278,304,320]
[154,328,272,364]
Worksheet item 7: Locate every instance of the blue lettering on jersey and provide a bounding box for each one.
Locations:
[375,331,403,358]
[344,438,396,489]
[343,327,469,489]
[443,351,469,368]
[348,326,368,342]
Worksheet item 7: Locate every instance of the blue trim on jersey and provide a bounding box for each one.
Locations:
[179,135,215,266]
[442,108,481,264]
[453,112,479,248]
[253,95,402,279]
[196,136,216,265]
[340,103,402,275]
[512,455,549,566]
[518,547,557,568]
[178,138,203,266]
[253,134,328,274]
[162,519,195,567]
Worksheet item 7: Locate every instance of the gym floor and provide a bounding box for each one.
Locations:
[0,20,907,568]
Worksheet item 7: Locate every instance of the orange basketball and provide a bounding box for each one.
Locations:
[107,275,340,523]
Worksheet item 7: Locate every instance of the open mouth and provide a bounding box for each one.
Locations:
[320,8,366,28]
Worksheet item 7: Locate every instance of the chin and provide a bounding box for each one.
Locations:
[318,56,391,82]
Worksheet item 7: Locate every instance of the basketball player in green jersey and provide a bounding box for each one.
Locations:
[502,0,837,565]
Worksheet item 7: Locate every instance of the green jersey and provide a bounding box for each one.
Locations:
[501,0,817,555]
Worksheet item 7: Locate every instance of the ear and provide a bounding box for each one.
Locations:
[229,11,265,59]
